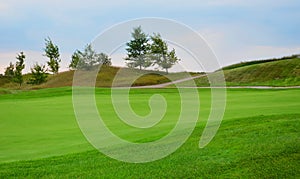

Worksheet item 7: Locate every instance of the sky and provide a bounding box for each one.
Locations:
[0,0,300,73]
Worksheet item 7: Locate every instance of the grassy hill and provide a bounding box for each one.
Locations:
[176,56,300,87]
[0,55,299,90]
[220,54,299,71]
[225,57,300,86]
[0,66,198,90]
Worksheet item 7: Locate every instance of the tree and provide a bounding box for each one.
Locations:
[125,26,151,70]
[13,52,25,86]
[69,50,80,70]
[70,45,112,70]
[28,64,48,85]
[150,34,180,74]
[4,62,14,78]
[44,37,61,74]
[97,53,112,66]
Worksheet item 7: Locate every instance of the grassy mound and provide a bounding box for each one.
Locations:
[177,57,300,87]
[0,66,196,89]
[224,57,300,86]
[221,54,299,71]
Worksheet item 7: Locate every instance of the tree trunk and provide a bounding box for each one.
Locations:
[165,68,168,74]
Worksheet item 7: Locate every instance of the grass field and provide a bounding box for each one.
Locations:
[0,87,299,177]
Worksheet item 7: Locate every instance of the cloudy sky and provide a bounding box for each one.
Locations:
[0,0,299,73]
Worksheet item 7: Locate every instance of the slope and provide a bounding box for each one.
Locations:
[176,57,300,87]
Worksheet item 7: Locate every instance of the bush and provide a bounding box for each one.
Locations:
[28,64,48,85]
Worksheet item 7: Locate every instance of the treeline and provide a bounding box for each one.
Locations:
[2,26,180,87]
[2,38,113,87]
[3,38,60,86]
[69,26,180,73]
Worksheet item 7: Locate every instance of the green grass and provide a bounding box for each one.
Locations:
[1,114,298,178]
[220,54,299,71]
[224,58,300,86]
[175,57,300,87]
[0,87,299,177]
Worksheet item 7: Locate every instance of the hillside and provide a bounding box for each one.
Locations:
[0,56,299,90]
[176,57,300,87]
[220,54,300,71]
[0,66,197,90]
[224,57,300,86]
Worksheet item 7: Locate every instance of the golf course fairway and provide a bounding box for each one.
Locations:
[0,87,299,177]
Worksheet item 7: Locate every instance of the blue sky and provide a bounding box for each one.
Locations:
[0,0,300,73]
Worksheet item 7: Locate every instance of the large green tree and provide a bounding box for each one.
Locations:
[28,63,48,85]
[44,37,61,74]
[13,52,25,86]
[125,26,151,70]
[150,34,180,74]
[69,45,111,70]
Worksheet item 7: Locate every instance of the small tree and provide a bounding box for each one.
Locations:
[13,52,25,86]
[44,37,61,74]
[69,50,81,70]
[125,26,151,70]
[71,45,112,70]
[4,62,14,78]
[97,53,112,66]
[150,34,180,74]
[28,64,48,85]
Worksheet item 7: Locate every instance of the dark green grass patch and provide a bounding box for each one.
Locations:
[0,114,298,178]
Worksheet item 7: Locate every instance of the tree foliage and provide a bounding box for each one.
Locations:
[124,27,180,73]
[28,64,48,85]
[69,50,81,70]
[13,52,25,86]
[125,26,151,70]
[44,37,61,74]
[69,44,111,70]
[4,62,15,78]
[150,34,180,74]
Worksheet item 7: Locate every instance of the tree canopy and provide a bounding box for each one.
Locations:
[44,37,61,74]
[124,26,180,73]
[125,26,151,70]
[69,44,111,70]
[28,63,48,85]
[13,52,26,86]
[4,62,14,78]
[150,34,180,74]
